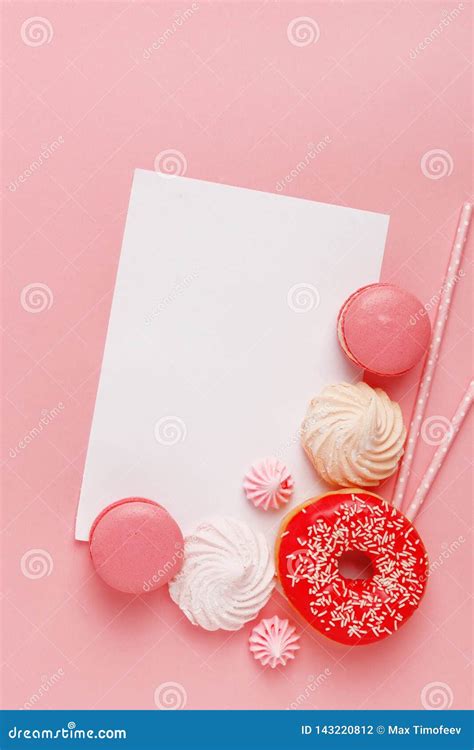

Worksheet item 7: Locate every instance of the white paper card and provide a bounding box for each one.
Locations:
[75,169,389,541]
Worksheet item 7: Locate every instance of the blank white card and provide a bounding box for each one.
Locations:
[75,169,388,541]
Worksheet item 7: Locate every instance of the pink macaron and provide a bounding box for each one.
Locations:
[89,498,184,594]
[337,283,431,376]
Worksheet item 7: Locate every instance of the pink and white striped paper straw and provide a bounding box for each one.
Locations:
[406,379,474,522]
[393,201,472,511]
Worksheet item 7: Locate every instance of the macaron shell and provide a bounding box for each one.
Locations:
[338,283,431,376]
[89,498,184,594]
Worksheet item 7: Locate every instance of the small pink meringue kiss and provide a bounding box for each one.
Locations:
[243,457,294,511]
[249,616,300,669]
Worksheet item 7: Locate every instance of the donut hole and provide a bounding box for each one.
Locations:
[338,550,374,581]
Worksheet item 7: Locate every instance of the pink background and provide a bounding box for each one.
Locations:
[1,0,472,711]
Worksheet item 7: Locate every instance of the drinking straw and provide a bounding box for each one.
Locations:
[393,202,472,511]
[406,379,473,522]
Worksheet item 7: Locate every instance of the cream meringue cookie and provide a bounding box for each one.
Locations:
[168,517,275,631]
[301,381,406,487]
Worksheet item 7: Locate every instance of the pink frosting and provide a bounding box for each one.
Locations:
[89,498,184,594]
[338,283,431,376]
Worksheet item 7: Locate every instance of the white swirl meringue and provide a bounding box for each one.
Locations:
[301,381,406,487]
[243,457,294,511]
[249,616,300,668]
[168,518,275,631]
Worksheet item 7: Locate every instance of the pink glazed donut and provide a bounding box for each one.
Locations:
[337,283,431,376]
[89,498,184,594]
